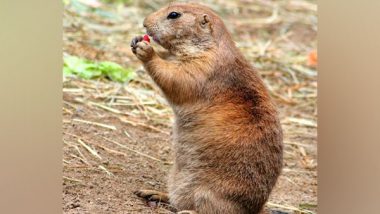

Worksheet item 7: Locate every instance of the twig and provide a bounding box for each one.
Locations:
[73,118,117,130]
[98,165,113,177]
[88,101,122,114]
[78,139,102,160]
[120,117,169,135]
[124,130,132,138]
[74,145,91,164]
[88,101,136,117]
[63,107,73,115]
[94,143,127,157]
[285,117,317,128]
[283,141,311,148]
[266,202,315,214]
[63,176,83,183]
[282,168,316,175]
[124,87,150,120]
[101,136,169,164]
[63,88,83,93]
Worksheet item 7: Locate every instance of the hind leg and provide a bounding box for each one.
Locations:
[134,189,169,203]
[177,187,247,214]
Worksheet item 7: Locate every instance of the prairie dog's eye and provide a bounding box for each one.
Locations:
[167,12,181,19]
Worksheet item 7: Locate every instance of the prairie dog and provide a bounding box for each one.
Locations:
[131,3,283,214]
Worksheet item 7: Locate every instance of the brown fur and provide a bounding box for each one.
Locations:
[131,3,283,214]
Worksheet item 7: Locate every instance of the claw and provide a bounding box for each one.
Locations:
[130,35,143,47]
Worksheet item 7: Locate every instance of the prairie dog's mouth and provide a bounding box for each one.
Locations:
[145,29,172,51]
[145,30,160,44]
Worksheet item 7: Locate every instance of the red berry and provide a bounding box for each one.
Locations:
[143,34,150,43]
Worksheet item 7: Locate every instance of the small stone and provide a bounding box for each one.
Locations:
[147,201,157,208]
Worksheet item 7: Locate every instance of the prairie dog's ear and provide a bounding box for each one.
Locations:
[200,14,211,28]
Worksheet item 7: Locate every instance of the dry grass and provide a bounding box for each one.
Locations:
[63,0,317,213]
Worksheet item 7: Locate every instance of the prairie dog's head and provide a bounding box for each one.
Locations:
[143,3,229,56]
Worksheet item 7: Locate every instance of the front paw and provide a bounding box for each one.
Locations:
[131,36,155,62]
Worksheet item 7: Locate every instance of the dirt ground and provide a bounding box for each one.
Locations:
[63,0,317,213]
